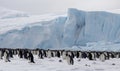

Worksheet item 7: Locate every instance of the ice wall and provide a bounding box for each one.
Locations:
[1,8,120,49]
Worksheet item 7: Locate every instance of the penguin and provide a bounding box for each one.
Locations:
[99,53,106,62]
[23,49,28,59]
[52,51,56,57]
[4,50,10,62]
[27,52,35,63]
[76,51,82,61]
[68,51,72,56]
[96,52,100,59]
[110,52,115,58]
[91,52,96,60]
[76,51,80,58]
[104,52,109,60]
[38,49,43,59]
[51,51,54,57]
[69,55,74,65]
[56,51,60,58]
[31,49,35,55]
[18,49,23,58]
[71,51,75,58]
[66,54,74,65]
[62,50,67,60]
[13,49,17,55]
[47,49,52,58]
[9,49,13,58]
[81,52,87,59]
[43,50,47,57]
[116,52,120,58]
[88,52,93,60]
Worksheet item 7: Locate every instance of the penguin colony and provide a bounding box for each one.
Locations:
[0,48,120,65]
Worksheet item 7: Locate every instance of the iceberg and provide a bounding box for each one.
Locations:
[0,8,120,51]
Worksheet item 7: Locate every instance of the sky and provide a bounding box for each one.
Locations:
[0,0,120,15]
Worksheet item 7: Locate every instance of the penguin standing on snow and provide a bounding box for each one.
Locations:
[27,52,35,63]
[66,54,74,65]
[56,51,60,58]
[76,51,80,58]
[13,49,17,55]
[9,49,13,58]
[99,53,106,62]
[4,50,10,62]
[43,50,47,57]
[18,49,23,58]
[81,52,87,58]
[38,49,43,59]
[88,52,93,60]
[47,49,52,58]
[62,50,67,60]
[23,49,28,59]
[91,52,96,60]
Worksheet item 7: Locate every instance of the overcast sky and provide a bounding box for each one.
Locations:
[0,0,120,15]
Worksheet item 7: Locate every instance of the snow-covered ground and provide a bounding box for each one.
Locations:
[0,55,120,71]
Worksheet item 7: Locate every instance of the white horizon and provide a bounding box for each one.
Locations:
[0,0,120,15]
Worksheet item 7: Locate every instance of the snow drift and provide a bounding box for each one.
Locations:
[0,8,120,50]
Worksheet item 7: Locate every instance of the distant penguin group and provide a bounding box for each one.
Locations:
[0,48,35,63]
[0,48,120,65]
